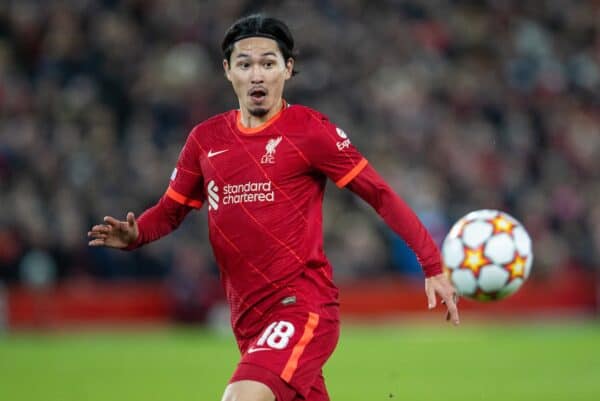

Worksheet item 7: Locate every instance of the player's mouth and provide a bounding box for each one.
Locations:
[249,87,267,103]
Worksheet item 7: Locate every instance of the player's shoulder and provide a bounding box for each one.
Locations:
[285,104,336,136]
[286,104,331,124]
[189,110,236,137]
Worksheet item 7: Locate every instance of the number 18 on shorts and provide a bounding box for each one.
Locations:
[232,310,339,399]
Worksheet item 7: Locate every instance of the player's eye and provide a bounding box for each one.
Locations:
[264,61,274,68]
[238,62,250,69]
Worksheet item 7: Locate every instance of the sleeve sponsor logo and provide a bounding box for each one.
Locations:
[335,127,351,150]
[336,127,348,139]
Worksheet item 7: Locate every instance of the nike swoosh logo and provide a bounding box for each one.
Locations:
[207,149,229,158]
[247,347,271,354]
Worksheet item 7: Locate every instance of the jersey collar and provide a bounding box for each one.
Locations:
[236,100,287,134]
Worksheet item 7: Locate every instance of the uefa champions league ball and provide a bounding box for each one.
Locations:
[441,209,533,301]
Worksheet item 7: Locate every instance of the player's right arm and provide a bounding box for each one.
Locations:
[88,128,205,250]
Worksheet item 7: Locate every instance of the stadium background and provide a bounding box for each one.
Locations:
[0,1,598,400]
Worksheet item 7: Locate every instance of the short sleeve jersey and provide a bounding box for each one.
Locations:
[167,103,367,338]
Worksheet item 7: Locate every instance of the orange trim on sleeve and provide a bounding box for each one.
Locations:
[280,312,320,382]
[335,158,368,188]
[165,186,203,209]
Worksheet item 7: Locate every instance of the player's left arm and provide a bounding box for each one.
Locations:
[346,164,459,325]
[301,110,458,323]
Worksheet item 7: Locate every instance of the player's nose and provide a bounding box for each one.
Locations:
[250,65,264,83]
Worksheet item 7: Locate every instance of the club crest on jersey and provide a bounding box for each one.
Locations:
[261,136,283,164]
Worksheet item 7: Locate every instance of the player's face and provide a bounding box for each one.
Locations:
[224,37,293,120]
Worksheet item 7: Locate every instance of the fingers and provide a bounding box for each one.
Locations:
[87,231,107,240]
[88,213,135,248]
[442,293,460,326]
[88,224,109,246]
[426,274,460,325]
[89,224,110,234]
[426,284,436,310]
[126,212,136,228]
[88,238,106,246]
[103,215,121,227]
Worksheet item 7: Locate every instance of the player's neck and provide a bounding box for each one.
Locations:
[239,99,285,129]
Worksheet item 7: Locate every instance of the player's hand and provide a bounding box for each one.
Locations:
[88,212,139,249]
[425,273,460,325]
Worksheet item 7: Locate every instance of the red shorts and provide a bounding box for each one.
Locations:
[230,306,339,401]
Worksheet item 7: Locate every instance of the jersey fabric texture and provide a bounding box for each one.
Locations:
[168,103,366,338]
[128,102,444,400]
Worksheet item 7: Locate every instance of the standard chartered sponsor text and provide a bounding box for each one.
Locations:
[222,181,275,205]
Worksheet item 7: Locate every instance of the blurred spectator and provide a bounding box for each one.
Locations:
[0,0,598,287]
[166,243,220,324]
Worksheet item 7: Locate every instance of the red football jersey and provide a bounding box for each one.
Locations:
[167,103,366,337]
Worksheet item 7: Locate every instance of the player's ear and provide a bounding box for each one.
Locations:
[223,59,232,82]
[284,58,294,80]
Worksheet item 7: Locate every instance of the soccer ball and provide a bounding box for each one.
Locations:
[441,209,533,301]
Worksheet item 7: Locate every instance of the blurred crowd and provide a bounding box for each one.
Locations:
[0,0,598,289]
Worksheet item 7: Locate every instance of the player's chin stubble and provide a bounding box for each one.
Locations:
[249,107,268,118]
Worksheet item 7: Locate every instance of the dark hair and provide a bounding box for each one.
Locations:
[221,14,298,76]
